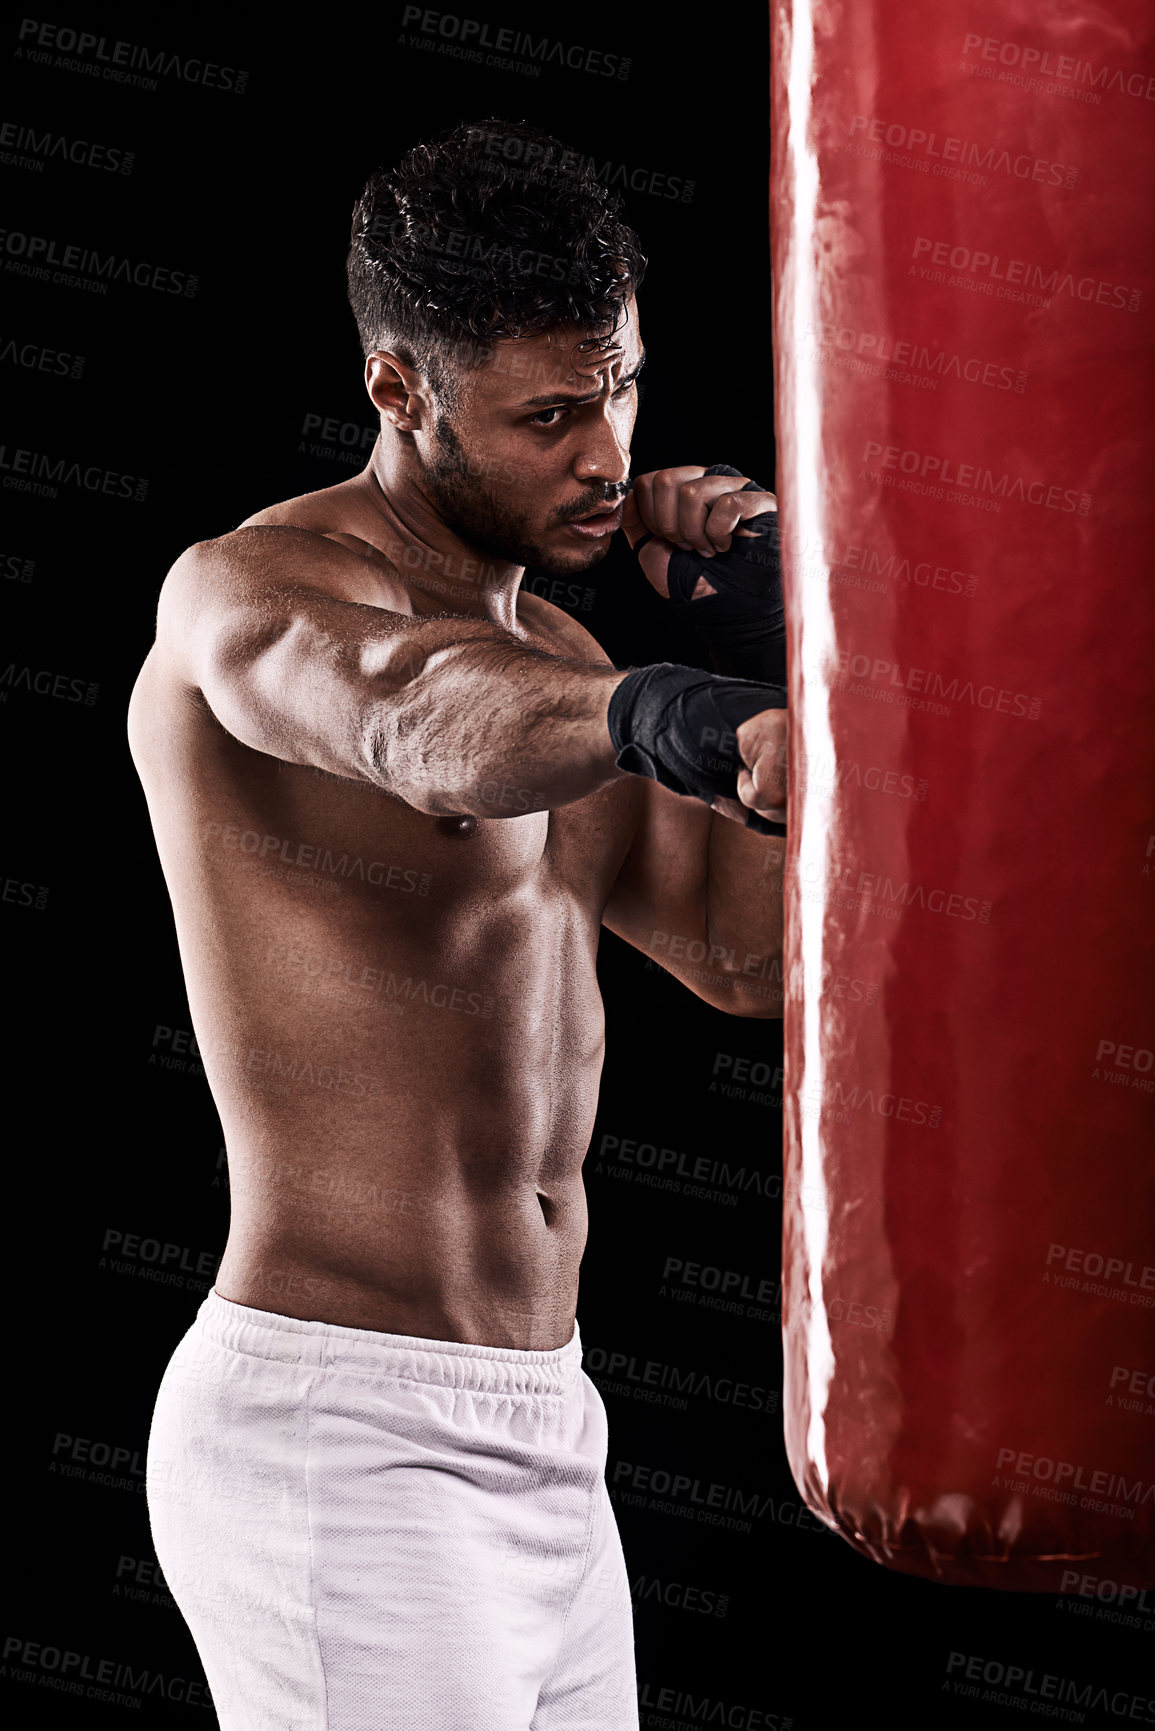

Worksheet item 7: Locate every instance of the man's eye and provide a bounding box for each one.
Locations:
[529,378,638,426]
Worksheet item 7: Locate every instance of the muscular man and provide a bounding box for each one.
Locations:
[132,119,787,1731]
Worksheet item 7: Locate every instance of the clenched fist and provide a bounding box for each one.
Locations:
[710,707,788,829]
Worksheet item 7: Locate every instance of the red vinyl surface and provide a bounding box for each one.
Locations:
[771,0,1155,1589]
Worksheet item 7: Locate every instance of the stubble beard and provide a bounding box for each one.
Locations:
[422,412,622,576]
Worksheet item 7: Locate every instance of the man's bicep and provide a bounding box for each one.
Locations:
[157,528,417,785]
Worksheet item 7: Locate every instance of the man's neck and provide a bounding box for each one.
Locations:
[351,444,524,629]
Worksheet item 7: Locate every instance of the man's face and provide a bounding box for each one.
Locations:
[418,297,643,575]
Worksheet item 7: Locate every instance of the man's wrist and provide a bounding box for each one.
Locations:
[606,662,786,834]
[596,668,637,774]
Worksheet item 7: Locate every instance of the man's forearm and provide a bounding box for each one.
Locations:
[369,632,631,816]
[705,811,787,1011]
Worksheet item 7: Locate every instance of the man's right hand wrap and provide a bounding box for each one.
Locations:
[607,662,786,836]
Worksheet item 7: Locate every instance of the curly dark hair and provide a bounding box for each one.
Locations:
[346,117,646,398]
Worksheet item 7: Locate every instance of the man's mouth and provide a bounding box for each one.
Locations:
[563,501,625,538]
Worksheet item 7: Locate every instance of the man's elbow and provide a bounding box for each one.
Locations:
[699,967,785,1019]
[722,993,784,1020]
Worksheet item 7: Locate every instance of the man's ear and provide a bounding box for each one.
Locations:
[365,351,429,431]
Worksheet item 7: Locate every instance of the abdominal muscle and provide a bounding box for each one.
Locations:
[197,866,607,1351]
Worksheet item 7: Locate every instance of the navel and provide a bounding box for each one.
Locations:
[435,815,479,837]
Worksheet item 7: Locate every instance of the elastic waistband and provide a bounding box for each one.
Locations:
[194,1289,584,1396]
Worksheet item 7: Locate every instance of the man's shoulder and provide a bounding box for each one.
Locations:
[236,473,364,534]
[162,477,399,616]
[159,522,348,612]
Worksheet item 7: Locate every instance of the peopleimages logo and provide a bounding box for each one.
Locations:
[831,644,1042,720]
[15,19,248,93]
[944,1651,1155,1721]
[369,216,589,287]
[804,321,1027,394]
[911,236,1142,312]
[994,1446,1153,1525]
[462,128,693,202]
[2,1634,214,1710]
[803,1076,942,1128]
[0,229,196,296]
[848,114,1078,189]
[1060,1569,1155,1611]
[961,32,1155,103]
[862,437,1089,515]
[585,1346,777,1416]
[0,661,99,702]
[795,857,995,925]
[596,1132,787,1204]
[398,7,630,78]
[0,120,134,174]
[0,444,147,500]
[0,337,84,378]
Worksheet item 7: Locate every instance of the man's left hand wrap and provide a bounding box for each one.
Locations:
[665,463,786,684]
[607,662,786,836]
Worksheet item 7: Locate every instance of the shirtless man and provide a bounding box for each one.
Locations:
[132,119,787,1731]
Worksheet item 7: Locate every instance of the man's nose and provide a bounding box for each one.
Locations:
[572,411,630,488]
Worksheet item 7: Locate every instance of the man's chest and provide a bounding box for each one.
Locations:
[202,740,638,918]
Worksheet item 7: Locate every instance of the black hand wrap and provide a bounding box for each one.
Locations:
[658,463,786,684]
[607,662,786,836]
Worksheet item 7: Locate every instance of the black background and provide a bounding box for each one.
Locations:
[3,6,1149,1727]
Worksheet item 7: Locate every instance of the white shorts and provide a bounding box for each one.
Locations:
[146,1290,638,1730]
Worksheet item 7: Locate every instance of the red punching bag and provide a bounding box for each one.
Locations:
[772,0,1155,1589]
